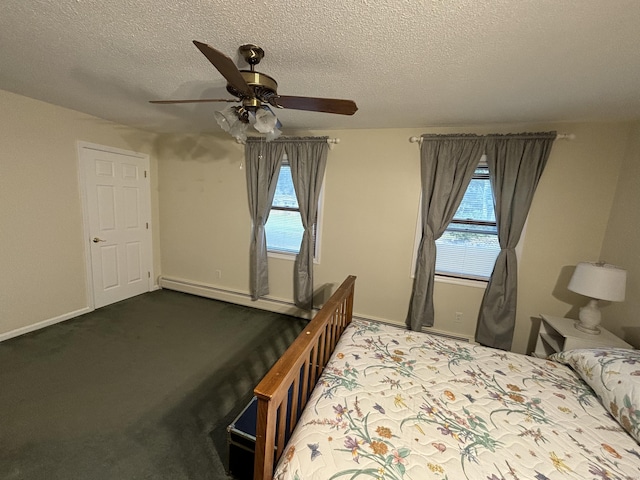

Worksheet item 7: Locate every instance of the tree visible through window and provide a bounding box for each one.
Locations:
[265,161,319,256]
[435,159,500,279]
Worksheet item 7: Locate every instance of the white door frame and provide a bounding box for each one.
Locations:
[77,141,154,310]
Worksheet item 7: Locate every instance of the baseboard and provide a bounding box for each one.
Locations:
[158,276,475,343]
[1,284,161,343]
[0,306,93,343]
[158,276,314,320]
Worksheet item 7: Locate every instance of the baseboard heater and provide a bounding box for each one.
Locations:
[158,276,312,319]
[159,276,475,344]
[421,327,473,343]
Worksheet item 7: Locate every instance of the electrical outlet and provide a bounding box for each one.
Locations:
[216,269,222,279]
[454,312,463,323]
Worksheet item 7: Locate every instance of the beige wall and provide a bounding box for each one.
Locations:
[600,122,640,346]
[0,90,160,337]
[157,122,632,353]
[2,86,634,353]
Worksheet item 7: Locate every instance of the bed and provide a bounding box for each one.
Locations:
[253,276,640,479]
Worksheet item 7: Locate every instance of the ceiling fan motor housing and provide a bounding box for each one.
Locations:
[227,71,278,106]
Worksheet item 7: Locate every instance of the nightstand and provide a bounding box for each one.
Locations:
[532,314,632,358]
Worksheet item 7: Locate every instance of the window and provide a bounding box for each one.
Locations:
[265,160,322,258]
[435,159,500,280]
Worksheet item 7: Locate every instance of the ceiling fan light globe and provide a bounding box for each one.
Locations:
[233,132,247,143]
[214,106,238,133]
[254,108,278,133]
[229,120,248,142]
[266,127,282,142]
[214,112,231,132]
[248,110,257,126]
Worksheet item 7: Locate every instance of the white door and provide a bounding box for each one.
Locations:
[80,144,152,308]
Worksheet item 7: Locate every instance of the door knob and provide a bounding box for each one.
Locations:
[92,237,106,243]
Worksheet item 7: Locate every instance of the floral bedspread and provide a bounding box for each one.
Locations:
[273,320,640,480]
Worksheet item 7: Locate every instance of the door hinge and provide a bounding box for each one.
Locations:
[148,272,151,278]
[144,170,147,178]
[146,222,149,229]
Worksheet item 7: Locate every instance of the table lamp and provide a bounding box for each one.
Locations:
[567,262,627,334]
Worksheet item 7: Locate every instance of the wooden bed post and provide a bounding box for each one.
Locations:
[254,395,276,480]
[253,275,356,480]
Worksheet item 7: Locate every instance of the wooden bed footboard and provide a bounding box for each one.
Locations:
[253,275,356,480]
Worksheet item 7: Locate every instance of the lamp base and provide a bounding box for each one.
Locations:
[574,299,602,335]
[574,321,601,335]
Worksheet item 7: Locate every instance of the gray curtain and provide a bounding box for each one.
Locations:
[406,134,486,331]
[286,137,329,309]
[475,132,556,350]
[245,139,285,300]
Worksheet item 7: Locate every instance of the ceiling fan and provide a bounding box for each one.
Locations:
[150,41,358,140]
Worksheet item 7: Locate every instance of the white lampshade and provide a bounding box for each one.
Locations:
[568,262,627,335]
[568,262,627,302]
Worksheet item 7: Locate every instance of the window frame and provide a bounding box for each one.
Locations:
[410,205,495,289]
[266,158,324,263]
[434,159,498,282]
[444,161,494,236]
[410,158,526,287]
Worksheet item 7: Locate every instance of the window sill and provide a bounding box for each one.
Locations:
[267,250,320,265]
[435,274,488,289]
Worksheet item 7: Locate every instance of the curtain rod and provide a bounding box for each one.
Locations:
[409,133,575,144]
[245,137,340,144]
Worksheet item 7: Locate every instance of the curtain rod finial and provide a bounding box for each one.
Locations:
[556,133,576,140]
[327,138,340,149]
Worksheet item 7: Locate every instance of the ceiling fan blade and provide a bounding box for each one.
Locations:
[270,96,358,115]
[149,98,237,104]
[192,41,252,97]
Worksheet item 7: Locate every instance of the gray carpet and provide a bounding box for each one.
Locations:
[0,290,308,480]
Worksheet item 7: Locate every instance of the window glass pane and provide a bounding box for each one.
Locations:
[266,210,304,253]
[452,168,495,223]
[435,164,499,279]
[266,163,303,254]
[271,165,298,208]
[436,231,500,278]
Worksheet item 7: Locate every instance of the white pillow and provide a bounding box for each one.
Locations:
[550,348,640,444]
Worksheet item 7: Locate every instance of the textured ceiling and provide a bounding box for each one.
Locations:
[1,0,639,134]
